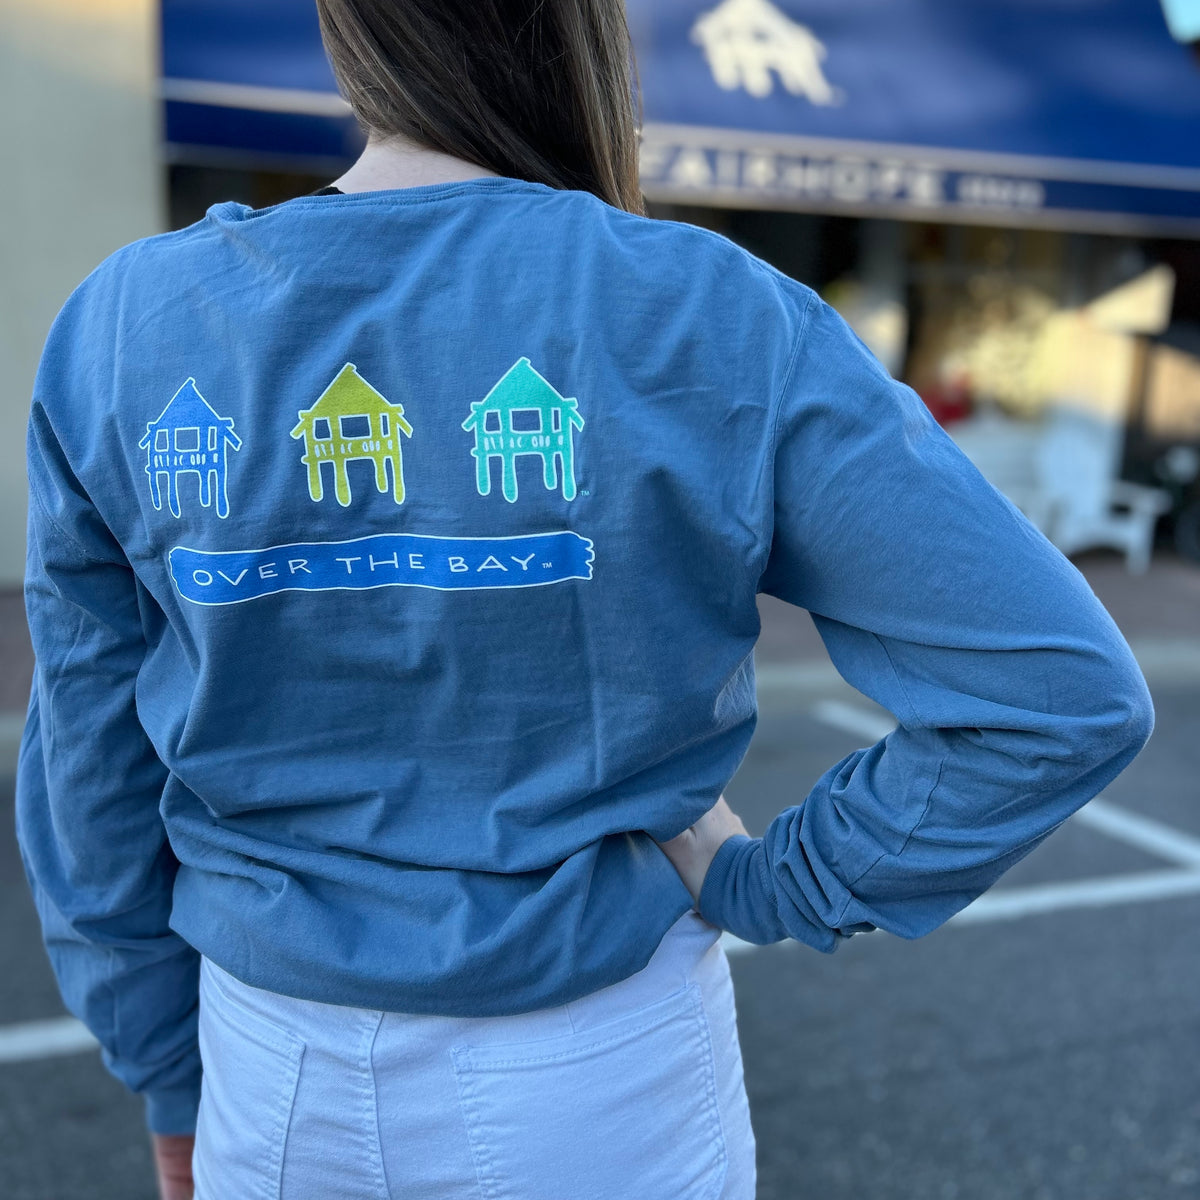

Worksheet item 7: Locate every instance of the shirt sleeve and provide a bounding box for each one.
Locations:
[15,400,202,1135]
[697,293,1155,947]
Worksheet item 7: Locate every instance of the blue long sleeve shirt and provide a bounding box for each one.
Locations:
[16,177,1154,1136]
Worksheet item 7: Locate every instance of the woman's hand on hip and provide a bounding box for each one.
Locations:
[653,795,750,907]
[152,1132,195,1200]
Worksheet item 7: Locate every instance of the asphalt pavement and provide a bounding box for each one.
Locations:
[725,682,1200,1200]
[1,553,1198,1199]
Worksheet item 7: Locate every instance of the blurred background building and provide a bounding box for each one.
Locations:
[2,0,1200,587]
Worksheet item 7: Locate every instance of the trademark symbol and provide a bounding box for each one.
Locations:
[580,489,591,496]
[542,562,553,568]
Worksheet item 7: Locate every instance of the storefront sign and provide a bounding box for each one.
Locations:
[160,0,1200,234]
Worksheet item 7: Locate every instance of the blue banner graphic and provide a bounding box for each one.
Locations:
[170,532,594,605]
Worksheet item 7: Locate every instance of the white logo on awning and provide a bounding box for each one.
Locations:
[691,0,842,103]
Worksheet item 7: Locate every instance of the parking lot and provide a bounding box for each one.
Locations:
[1,554,1198,1199]
[727,674,1200,1200]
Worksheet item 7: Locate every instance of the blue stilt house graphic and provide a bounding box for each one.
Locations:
[139,378,242,518]
[462,358,584,503]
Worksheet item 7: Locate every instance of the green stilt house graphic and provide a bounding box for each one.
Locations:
[291,363,413,506]
[462,358,584,502]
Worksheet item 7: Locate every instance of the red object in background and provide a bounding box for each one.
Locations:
[919,378,973,426]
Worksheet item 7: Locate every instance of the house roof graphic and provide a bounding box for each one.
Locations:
[467,357,578,415]
[289,363,408,431]
[138,378,241,450]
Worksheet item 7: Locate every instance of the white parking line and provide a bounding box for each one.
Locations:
[1072,798,1200,868]
[809,699,895,744]
[949,869,1200,923]
[808,699,1200,870]
[3,694,1194,1046]
[720,868,1200,957]
[0,1017,97,1064]
[754,662,841,695]
[691,698,1200,949]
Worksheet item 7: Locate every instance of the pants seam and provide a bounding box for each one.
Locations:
[365,1010,391,1198]
[694,985,731,1200]
[451,1049,500,1200]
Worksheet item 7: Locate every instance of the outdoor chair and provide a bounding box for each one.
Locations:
[1033,406,1171,576]
[946,408,1054,533]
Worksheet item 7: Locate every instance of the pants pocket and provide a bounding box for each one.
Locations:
[193,958,305,1200]
[451,981,727,1200]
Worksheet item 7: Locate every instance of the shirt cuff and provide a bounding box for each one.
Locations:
[696,834,788,944]
[144,1077,203,1136]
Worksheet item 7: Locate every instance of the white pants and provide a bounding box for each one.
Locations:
[193,908,757,1199]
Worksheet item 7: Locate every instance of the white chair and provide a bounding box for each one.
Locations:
[947,409,1055,533]
[1033,406,1171,575]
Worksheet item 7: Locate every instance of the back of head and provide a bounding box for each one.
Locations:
[315,0,645,214]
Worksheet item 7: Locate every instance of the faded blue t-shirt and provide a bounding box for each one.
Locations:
[17,177,1153,1134]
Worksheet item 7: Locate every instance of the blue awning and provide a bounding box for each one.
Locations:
[161,0,359,169]
[161,0,1200,235]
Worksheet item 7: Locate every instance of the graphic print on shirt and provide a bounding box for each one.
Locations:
[169,531,594,604]
[463,358,584,502]
[139,378,242,519]
[291,363,413,506]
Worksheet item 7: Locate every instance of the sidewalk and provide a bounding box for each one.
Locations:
[2,548,1197,718]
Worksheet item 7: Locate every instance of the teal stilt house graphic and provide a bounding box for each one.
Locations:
[139,378,241,518]
[291,363,413,507]
[462,358,584,502]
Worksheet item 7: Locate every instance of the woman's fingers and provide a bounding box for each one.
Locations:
[654,795,750,906]
[151,1132,195,1200]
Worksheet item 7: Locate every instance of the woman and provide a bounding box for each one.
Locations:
[17,1,1153,1198]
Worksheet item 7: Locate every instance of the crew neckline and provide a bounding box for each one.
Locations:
[214,175,556,222]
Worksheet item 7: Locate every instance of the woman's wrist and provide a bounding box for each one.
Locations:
[696,834,788,945]
[696,833,755,919]
[653,795,752,904]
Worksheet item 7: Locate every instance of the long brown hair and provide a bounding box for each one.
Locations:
[315,0,645,214]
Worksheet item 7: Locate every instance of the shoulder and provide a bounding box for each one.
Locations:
[43,217,222,345]
[566,189,815,311]
[78,213,220,290]
[531,188,817,370]
[32,219,223,435]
